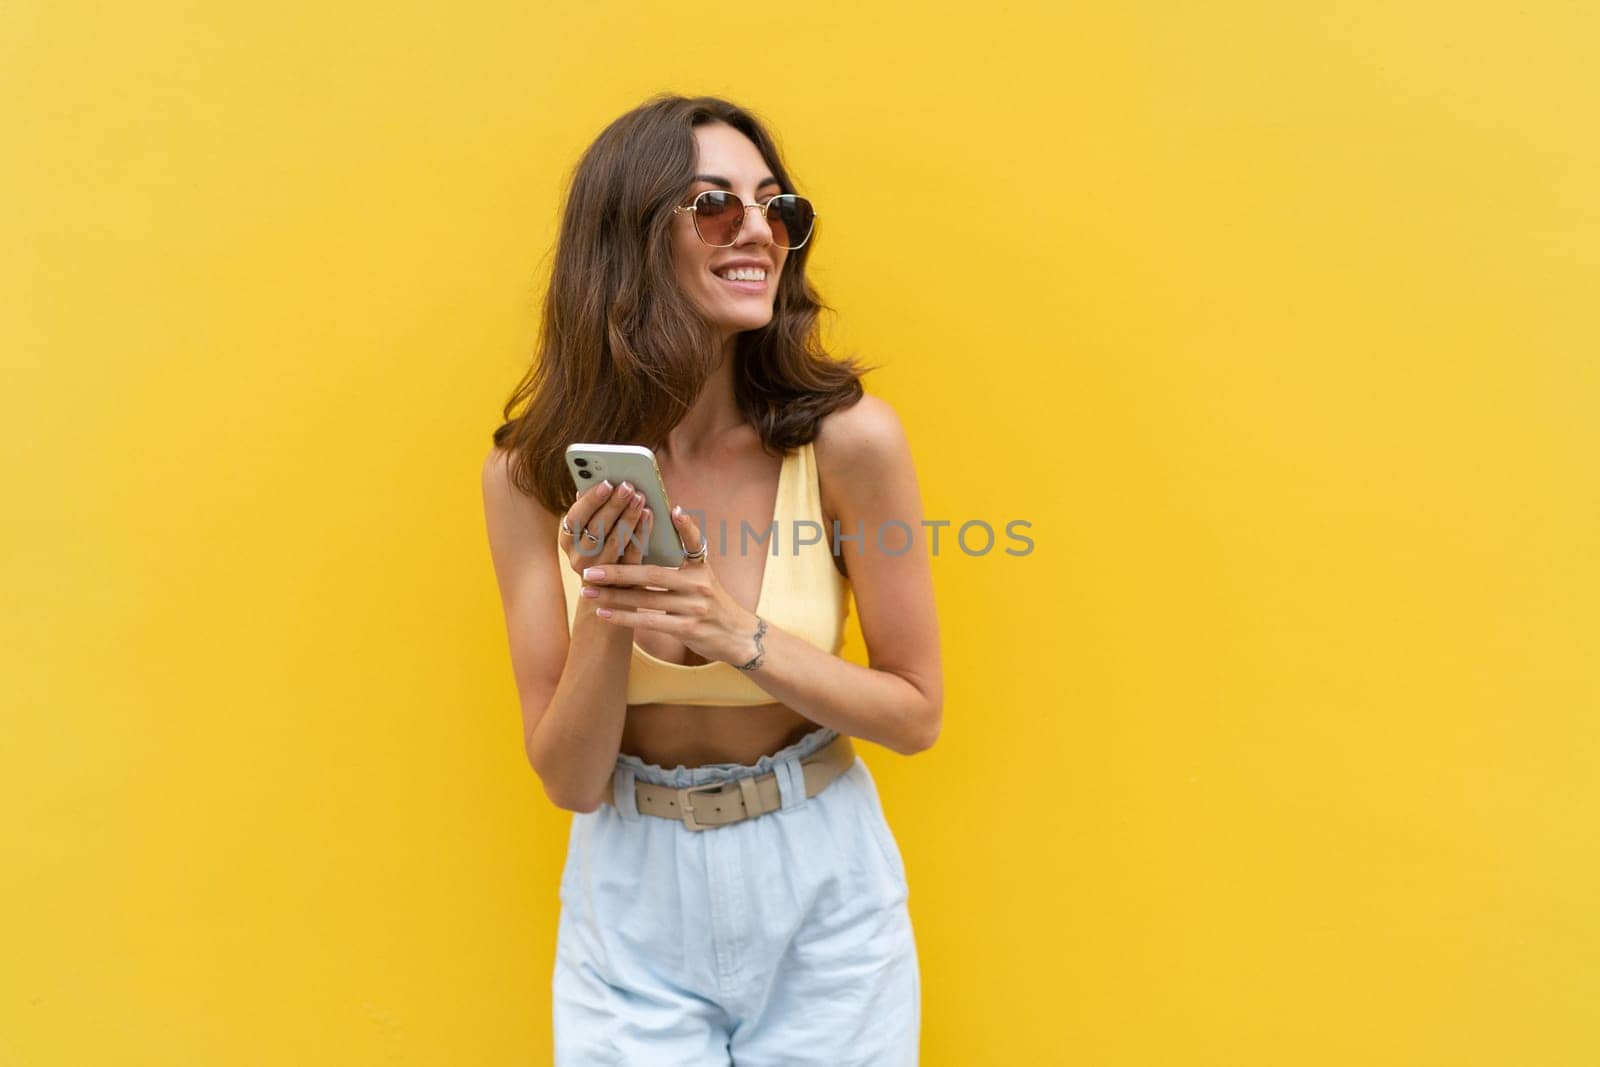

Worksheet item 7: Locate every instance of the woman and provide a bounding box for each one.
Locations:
[482,94,941,1065]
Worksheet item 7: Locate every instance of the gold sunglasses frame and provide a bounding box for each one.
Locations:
[671,191,818,250]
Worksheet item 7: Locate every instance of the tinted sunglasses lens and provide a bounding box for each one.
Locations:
[768,195,814,248]
[693,191,742,246]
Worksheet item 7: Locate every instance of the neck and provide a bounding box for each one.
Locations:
[663,334,746,459]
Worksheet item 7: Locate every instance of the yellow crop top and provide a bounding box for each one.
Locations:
[557,439,852,706]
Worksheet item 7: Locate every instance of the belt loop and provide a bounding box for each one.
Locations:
[612,765,640,821]
[736,775,762,818]
[775,755,805,811]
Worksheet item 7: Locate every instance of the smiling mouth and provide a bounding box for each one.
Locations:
[713,271,769,291]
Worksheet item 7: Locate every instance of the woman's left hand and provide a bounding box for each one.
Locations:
[579,505,759,666]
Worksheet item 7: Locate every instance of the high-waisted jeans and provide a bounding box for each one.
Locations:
[552,725,920,1065]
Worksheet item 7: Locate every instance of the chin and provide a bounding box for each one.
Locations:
[713,311,774,334]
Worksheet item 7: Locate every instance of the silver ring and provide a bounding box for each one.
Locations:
[683,542,707,562]
[562,516,600,545]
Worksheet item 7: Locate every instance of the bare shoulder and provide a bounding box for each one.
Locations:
[482,445,559,544]
[812,393,920,533]
[481,444,518,496]
[813,392,913,479]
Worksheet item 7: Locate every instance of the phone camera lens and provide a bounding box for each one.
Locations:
[574,458,589,467]
[578,470,591,479]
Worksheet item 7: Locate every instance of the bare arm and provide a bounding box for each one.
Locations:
[480,448,652,811]
[735,395,943,753]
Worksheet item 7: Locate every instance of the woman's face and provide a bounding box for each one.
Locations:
[671,122,790,341]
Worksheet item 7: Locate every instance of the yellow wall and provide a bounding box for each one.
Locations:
[4,1,1596,1063]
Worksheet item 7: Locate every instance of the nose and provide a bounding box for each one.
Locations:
[736,200,776,247]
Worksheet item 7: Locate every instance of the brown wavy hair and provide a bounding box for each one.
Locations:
[490,93,875,515]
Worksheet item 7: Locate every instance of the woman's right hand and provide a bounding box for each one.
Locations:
[558,479,654,579]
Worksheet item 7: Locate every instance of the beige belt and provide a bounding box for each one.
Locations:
[620,733,857,831]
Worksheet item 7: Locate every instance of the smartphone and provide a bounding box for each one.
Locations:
[564,443,687,567]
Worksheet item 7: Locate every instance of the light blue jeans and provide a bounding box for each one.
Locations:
[553,726,920,1065]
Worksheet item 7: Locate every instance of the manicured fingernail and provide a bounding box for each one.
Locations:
[597,480,613,496]
[596,607,612,618]
[672,505,683,519]
[580,585,599,598]
[583,567,603,580]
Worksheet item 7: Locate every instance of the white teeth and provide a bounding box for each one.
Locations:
[717,267,766,282]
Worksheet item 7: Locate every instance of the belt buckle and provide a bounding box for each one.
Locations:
[678,781,731,831]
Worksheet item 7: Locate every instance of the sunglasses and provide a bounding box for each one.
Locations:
[672,190,818,250]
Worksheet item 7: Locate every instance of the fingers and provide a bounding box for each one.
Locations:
[670,505,708,565]
[603,486,648,565]
[568,480,632,542]
[560,483,601,534]
[620,505,652,566]
[565,480,638,568]
[581,583,698,617]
